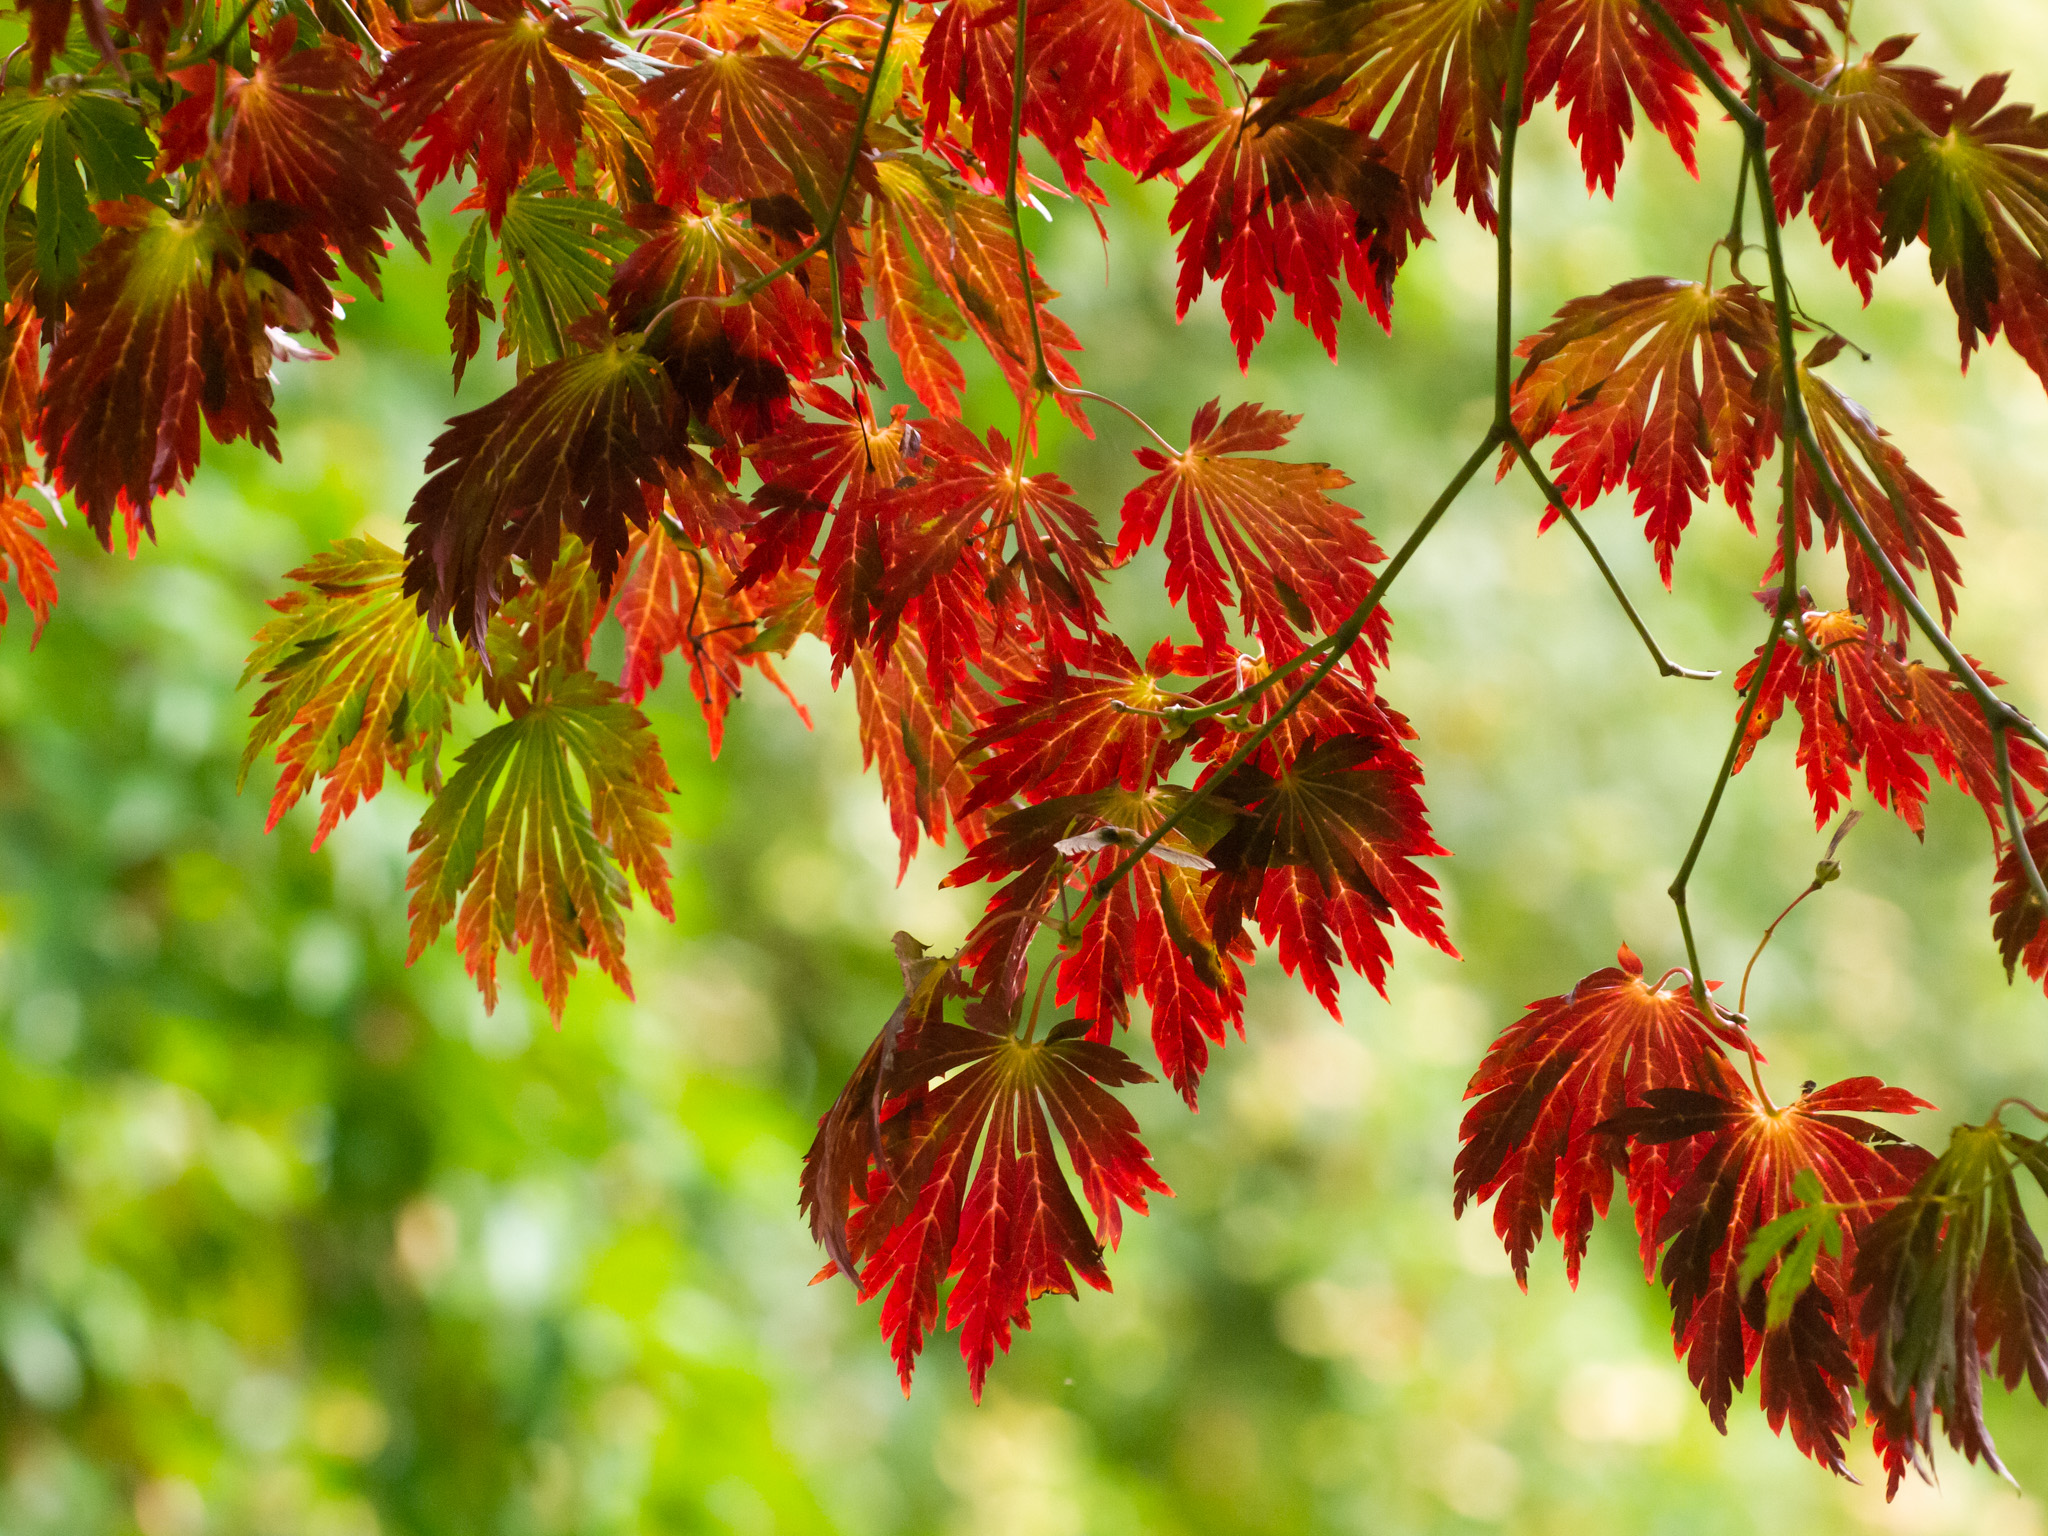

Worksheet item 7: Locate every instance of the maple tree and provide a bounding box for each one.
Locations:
[5,0,2048,1496]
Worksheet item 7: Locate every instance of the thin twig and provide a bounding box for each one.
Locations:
[1986,1097,2048,1128]
[1507,432,1719,680]
[1060,387,1181,457]
[1493,0,1537,429]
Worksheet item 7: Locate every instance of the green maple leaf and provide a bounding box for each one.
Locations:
[406,667,674,1021]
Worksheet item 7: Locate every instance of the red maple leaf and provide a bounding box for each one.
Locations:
[1524,0,1722,197]
[158,22,427,349]
[36,203,282,551]
[1601,1078,1933,1475]
[639,52,858,213]
[377,0,620,227]
[1453,945,1752,1286]
[1900,659,2048,835]
[872,157,1087,430]
[1732,609,2046,834]
[1510,278,1774,581]
[873,417,1111,673]
[949,788,1248,1104]
[1202,733,1452,1018]
[1144,103,1425,366]
[0,475,57,643]
[964,636,1198,810]
[1762,35,1955,302]
[1032,0,1222,182]
[1992,822,2048,1001]
[823,1014,1169,1397]
[852,629,1003,879]
[1237,0,1517,225]
[1120,399,1389,658]
[612,525,812,756]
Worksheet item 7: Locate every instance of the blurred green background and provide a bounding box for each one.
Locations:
[5,2,2048,1531]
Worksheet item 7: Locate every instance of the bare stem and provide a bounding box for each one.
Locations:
[1507,432,1719,680]
[1738,883,1820,1018]
[1987,1097,2048,1128]
[1494,0,1537,427]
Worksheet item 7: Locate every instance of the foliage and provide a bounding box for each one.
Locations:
[4,0,2048,1501]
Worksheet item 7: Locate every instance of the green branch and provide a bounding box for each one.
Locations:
[1506,433,1719,680]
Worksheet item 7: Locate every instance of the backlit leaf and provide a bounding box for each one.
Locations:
[1455,945,1752,1287]
[405,666,674,1020]
[1854,1122,2048,1495]
[241,538,469,848]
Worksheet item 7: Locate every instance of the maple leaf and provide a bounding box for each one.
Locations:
[490,173,640,372]
[1762,36,1956,302]
[612,523,811,756]
[1880,74,2048,392]
[1032,0,1222,181]
[156,22,425,348]
[872,156,1086,428]
[1524,0,1722,197]
[852,629,997,879]
[377,0,621,227]
[1202,733,1452,1018]
[446,214,496,391]
[0,476,57,642]
[1898,659,2048,834]
[1144,103,1425,366]
[1741,341,1965,638]
[1731,608,2047,835]
[801,931,960,1285]
[1854,1121,2048,1496]
[1510,278,1774,581]
[35,202,281,551]
[21,0,184,83]
[1237,0,1515,225]
[1991,821,2048,1000]
[1731,608,1922,831]
[0,79,155,304]
[1453,945,1752,1287]
[1120,399,1388,658]
[406,665,674,1021]
[827,1014,1167,1397]
[640,51,857,216]
[950,787,1247,1103]
[402,334,689,647]
[872,417,1111,679]
[1601,1078,1933,1474]
[964,636,1195,811]
[241,538,469,849]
